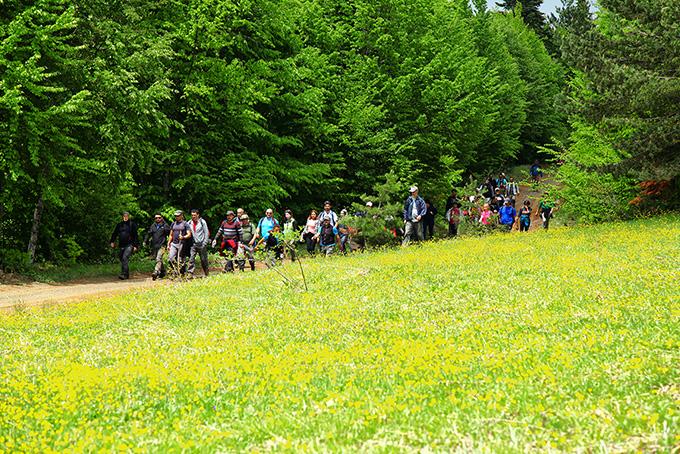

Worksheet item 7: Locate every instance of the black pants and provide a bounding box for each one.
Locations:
[303,232,317,254]
[448,223,458,237]
[118,245,133,277]
[423,222,435,240]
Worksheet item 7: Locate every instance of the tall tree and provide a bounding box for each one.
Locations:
[496,0,548,38]
[564,0,680,181]
[0,0,93,262]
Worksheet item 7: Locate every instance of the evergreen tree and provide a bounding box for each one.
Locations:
[564,0,680,181]
[496,0,548,39]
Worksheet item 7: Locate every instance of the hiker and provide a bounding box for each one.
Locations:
[537,193,555,229]
[518,200,532,232]
[186,209,210,277]
[497,173,508,192]
[301,210,320,255]
[110,211,139,280]
[236,214,256,271]
[144,213,170,280]
[337,209,351,254]
[422,199,437,240]
[479,203,493,226]
[506,177,519,206]
[282,209,299,262]
[255,208,279,244]
[492,188,505,212]
[167,210,192,274]
[255,209,280,266]
[478,177,494,202]
[317,201,338,227]
[446,202,462,237]
[316,217,339,256]
[445,189,459,213]
[530,161,542,182]
[262,223,283,266]
[498,199,517,231]
[402,186,426,246]
[212,210,242,272]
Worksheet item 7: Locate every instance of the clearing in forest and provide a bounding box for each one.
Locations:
[1,216,678,451]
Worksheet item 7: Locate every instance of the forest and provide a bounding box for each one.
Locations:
[0,0,678,267]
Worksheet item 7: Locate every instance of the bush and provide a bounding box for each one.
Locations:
[0,249,32,274]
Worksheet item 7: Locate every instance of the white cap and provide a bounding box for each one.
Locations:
[366,201,373,207]
[409,186,418,193]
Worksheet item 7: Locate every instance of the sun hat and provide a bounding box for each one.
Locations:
[173,210,183,216]
[409,186,418,193]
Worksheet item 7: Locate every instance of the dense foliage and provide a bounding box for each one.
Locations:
[1,0,677,267]
[552,0,680,221]
[0,0,564,265]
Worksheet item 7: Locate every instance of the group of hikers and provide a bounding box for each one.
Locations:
[109,171,555,280]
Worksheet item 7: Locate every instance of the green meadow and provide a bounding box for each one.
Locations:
[1,217,679,452]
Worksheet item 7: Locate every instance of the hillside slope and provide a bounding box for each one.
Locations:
[1,217,679,451]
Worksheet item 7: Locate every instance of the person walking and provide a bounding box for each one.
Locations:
[402,186,426,246]
[212,210,242,272]
[445,189,459,213]
[537,193,555,229]
[186,209,210,277]
[446,202,462,237]
[422,199,437,240]
[530,161,543,182]
[255,208,280,265]
[506,177,519,206]
[492,188,505,213]
[479,203,493,226]
[317,201,338,227]
[301,210,320,255]
[110,211,139,280]
[518,200,532,232]
[282,209,299,262]
[316,217,339,256]
[167,210,192,275]
[236,214,256,271]
[498,199,517,231]
[144,213,170,280]
[337,209,351,254]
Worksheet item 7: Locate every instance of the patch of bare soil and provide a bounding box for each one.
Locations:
[0,273,160,311]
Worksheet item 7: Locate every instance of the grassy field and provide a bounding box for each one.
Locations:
[1,216,679,451]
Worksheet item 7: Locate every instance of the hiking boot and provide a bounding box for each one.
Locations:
[118,274,129,280]
[151,271,158,281]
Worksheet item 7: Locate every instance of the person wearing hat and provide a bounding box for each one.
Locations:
[493,187,505,212]
[212,210,242,272]
[236,214,256,271]
[402,186,426,245]
[317,201,338,227]
[167,210,192,274]
[143,213,171,280]
[498,198,517,231]
[110,211,139,280]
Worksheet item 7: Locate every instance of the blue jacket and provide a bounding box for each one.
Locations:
[499,206,517,225]
[403,196,427,221]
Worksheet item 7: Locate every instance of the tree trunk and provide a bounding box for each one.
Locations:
[27,196,44,264]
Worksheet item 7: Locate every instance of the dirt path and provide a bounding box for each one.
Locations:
[0,274,160,311]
